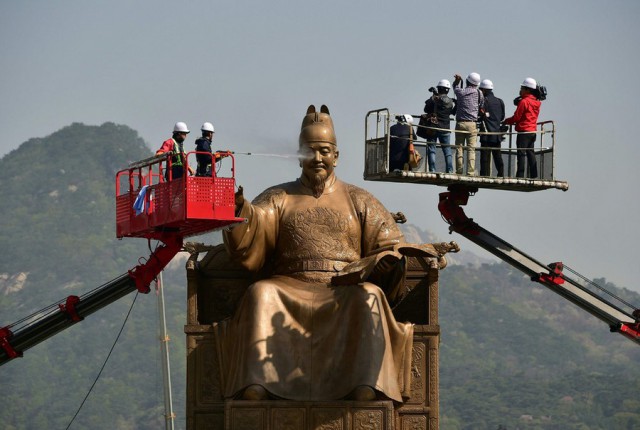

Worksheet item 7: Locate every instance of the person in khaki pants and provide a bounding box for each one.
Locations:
[453,72,484,175]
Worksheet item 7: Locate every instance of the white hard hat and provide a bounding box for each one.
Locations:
[402,114,414,124]
[173,122,190,133]
[201,122,215,133]
[466,72,481,86]
[479,79,494,90]
[437,79,451,89]
[521,77,537,89]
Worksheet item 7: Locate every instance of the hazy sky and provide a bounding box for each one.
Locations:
[2,0,639,293]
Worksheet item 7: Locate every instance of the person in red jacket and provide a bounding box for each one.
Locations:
[156,121,195,180]
[503,78,541,178]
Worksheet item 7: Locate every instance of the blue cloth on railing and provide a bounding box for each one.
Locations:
[133,185,149,216]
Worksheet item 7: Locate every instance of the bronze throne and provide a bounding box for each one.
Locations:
[184,240,457,430]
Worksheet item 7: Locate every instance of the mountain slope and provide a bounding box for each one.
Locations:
[0,123,180,430]
[438,263,640,429]
[0,122,152,296]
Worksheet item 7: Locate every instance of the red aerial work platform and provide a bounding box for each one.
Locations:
[115,151,244,239]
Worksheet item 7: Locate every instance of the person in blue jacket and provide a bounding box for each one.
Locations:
[195,122,215,176]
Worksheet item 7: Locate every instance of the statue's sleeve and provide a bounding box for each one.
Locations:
[342,186,406,300]
[222,187,282,272]
[353,188,405,256]
[348,185,404,257]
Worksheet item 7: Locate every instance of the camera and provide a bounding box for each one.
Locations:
[428,87,436,94]
[536,84,547,101]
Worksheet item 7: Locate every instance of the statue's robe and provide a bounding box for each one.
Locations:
[218,176,413,402]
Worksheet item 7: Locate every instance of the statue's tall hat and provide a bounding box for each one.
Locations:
[299,105,337,146]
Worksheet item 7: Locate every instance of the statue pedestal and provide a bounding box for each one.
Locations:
[185,245,443,430]
[225,400,394,430]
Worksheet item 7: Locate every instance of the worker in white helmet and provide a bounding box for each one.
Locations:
[195,122,215,176]
[478,79,505,177]
[156,122,195,180]
[503,77,541,178]
[423,79,455,173]
[194,122,232,176]
[452,72,484,175]
[389,114,418,171]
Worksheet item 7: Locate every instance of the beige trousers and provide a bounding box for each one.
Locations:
[455,121,478,175]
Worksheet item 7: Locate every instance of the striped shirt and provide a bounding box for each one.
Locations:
[454,86,484,122]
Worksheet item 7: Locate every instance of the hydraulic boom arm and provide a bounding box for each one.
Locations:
[0,232,183,366]
[438,186,640,345]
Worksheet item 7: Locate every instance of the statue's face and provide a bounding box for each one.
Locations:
[298,142,339,181]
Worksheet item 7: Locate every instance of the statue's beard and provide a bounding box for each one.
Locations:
[310,173,327,198]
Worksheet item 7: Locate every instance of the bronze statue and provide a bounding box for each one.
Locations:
[218,105,435,403]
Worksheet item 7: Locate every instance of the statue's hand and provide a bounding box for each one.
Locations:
[370,254,406,304]
[235,186,244,213]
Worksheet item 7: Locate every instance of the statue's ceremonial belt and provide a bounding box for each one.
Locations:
[280,260,350,273]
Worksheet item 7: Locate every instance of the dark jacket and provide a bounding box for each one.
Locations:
[424,95,455,130]
[480,91,505,144]
[389,122,416,171]
[194,137,213,175]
